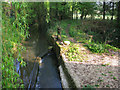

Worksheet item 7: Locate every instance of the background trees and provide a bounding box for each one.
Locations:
[48,1,119,21]
[103,1,106,20]
[2,1,120,88]
[117,1,120,28]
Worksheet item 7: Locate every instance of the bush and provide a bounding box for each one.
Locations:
[2,2,29,88]
[86,42,119,53]
[86,43,107,53]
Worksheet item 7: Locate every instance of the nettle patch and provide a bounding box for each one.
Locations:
[62,44,88,62]
[85,42,119,53]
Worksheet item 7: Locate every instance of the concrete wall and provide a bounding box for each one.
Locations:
[47,34,77,89]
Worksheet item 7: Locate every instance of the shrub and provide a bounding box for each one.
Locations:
[86,42,119,53]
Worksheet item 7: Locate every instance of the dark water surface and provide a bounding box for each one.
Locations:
[15,31,62,88]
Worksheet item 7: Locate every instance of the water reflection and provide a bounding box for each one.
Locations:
[35,53,62,88]
[15,32,62,88]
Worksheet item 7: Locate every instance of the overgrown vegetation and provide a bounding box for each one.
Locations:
[2,1,120,88]
[2,2,48,88]
[48,19,119,54]
[61,43,88,62]
[2,2,29,88]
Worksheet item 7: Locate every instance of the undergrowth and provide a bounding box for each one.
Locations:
[62,44,88,62]
[85,42,119,53]
[2,3,29,88]
[49,19,119,54]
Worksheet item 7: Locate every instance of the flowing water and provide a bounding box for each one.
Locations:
[15,30,62,88]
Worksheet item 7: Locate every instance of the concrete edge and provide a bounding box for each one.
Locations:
[47,34,77,89]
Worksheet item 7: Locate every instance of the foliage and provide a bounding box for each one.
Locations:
[2,2,31,88]
[48,20,69,41]
[85,42,106,53]
[49,2,72,20]
[85,42,119,53]
[2,1,120,88]
[78,2,97,19]
[66,44,79,61]
[49,19,119,54]
[61,44,88,62]
[82,84,95,90]
[2,2,48,88]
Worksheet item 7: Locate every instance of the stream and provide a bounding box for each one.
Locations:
[15,30,62,88]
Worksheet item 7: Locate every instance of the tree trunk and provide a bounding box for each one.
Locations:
[49,3,52,20]
[81,10,84,19]
[37,3,47,33]
[84,14,87,19]
[72,5,74,19]
[55,3,58,19]
[10,2,13,17]
[117,1,120,28]
[76,10,78,19]
[103,1,106,20]
[111,2,114,20]
[60,2,66,20]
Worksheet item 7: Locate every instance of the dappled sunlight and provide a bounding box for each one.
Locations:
[60,41,119,88]
[48,18,119,88]
[61,42,119,66]
[61,54,119,88]
[61,49,119,67]
[2,1,120,88]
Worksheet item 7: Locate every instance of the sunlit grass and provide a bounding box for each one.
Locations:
[61,43,88,62]
[48,19,119,61]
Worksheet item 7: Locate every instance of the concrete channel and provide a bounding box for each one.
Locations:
[15,29,77,89]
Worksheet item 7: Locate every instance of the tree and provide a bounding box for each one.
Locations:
[103,1,106,20]
[117,1,120,28]
[78,2,97,19]
[111,2,114,20]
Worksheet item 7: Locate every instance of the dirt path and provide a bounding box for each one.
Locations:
[65,24,76,43]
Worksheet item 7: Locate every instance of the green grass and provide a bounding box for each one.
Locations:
[85,42,119,53]
[66,44,79,61]
[48,19,119,54]
[61,43,88,62]
[82,84,96,90]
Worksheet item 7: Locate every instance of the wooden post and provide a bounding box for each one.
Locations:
[57,26,61,41]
